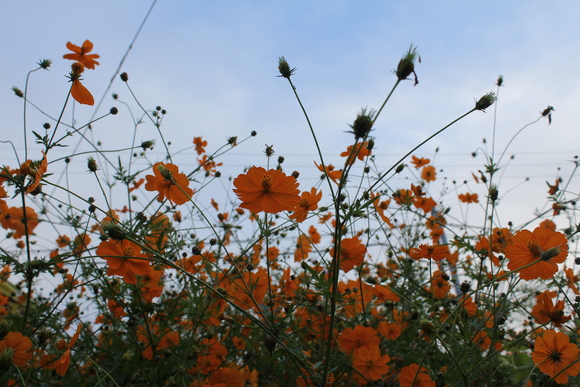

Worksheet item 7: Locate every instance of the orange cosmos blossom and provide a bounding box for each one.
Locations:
[352,345,390,384]
[314,161,342,184]
[0,331,33,367]
[421,165,437,182]
[458,192,479,203]
[411,155,430,168]
[193,136,208,155]
[24,151,47,194]
[531,292,571,327]
[532,330,580,384]
[408,244,450,261]
[398,363,435,387]
[330,236,367,273]
[337,325,380,354]
[289,187,322,222]
[63,40,100,69]
[45,324,82,375]
[340,142,372,166]
[233,166,300,213]
[505,226,568,280]
[145,162,194,205]
[96,239,151,284]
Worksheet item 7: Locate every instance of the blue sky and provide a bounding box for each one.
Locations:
[2,0,580,230]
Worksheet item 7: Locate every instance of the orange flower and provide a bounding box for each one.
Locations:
[411,155,430,168]
[430,270,450,299]
[421,165,437,182]
[233,166,300,213]
[377,321,403,340]
[63,40,100,69]
[289,187,322,222]
[96,239,151,284]
[398,363,435,387]
[145,162,194,205]
[408,244,450,261]
[193,136,208,155]
[413,196,437,213]
[294,234,312,262]
[136,324,180,360]
[352,346,390,384]
[505,226,568,280]
[228,268,268,310]
[25,151,47,194]
[532,330,580,384]
[314,162,342,184]
[330,237,366,273]
[547,179,559,196]
[0,332,33,367]
[565,267,580,294]
[458,192,479,203]
[45,324,82,375]
[337,325,379,354]
[340,142,372,166]
[208,367,244,387]
[531,292,571,327]
[6,206,38,239]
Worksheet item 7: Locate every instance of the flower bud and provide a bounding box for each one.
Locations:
[110,107,118,115]
[12,86,24,98]
[348,108,375,140]
[38,59,52,70]
[120,72,129,82]
[87,157,98,173]
[0,348,14,372]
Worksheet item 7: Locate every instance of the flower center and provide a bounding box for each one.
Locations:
[123,246,136,257]
[364,358,376,369]
[548,351,563,363]
[527,241,542,258]
[261,175,273,192]
[298,198,309,208]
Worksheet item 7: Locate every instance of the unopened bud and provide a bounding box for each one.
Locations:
[87,157,98,172]
[120,72,129,82]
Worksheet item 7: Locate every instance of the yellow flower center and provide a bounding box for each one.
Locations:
[261,175,273,192]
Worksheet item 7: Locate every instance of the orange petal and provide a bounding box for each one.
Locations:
[71,80,94,105]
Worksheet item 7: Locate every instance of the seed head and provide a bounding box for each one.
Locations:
[475,92,496,111]
[277,56,296,79]
[348,108,375,140]
[395,45,419,85]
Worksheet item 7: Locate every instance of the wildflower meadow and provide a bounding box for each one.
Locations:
[1,40,580,387]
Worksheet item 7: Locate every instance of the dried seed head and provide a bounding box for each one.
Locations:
[395,45,419,85]
[348,108,375,140]
[277,56,296,79]
[475,92,496,111]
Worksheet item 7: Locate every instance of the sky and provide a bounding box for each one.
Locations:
[2,0,580,242]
